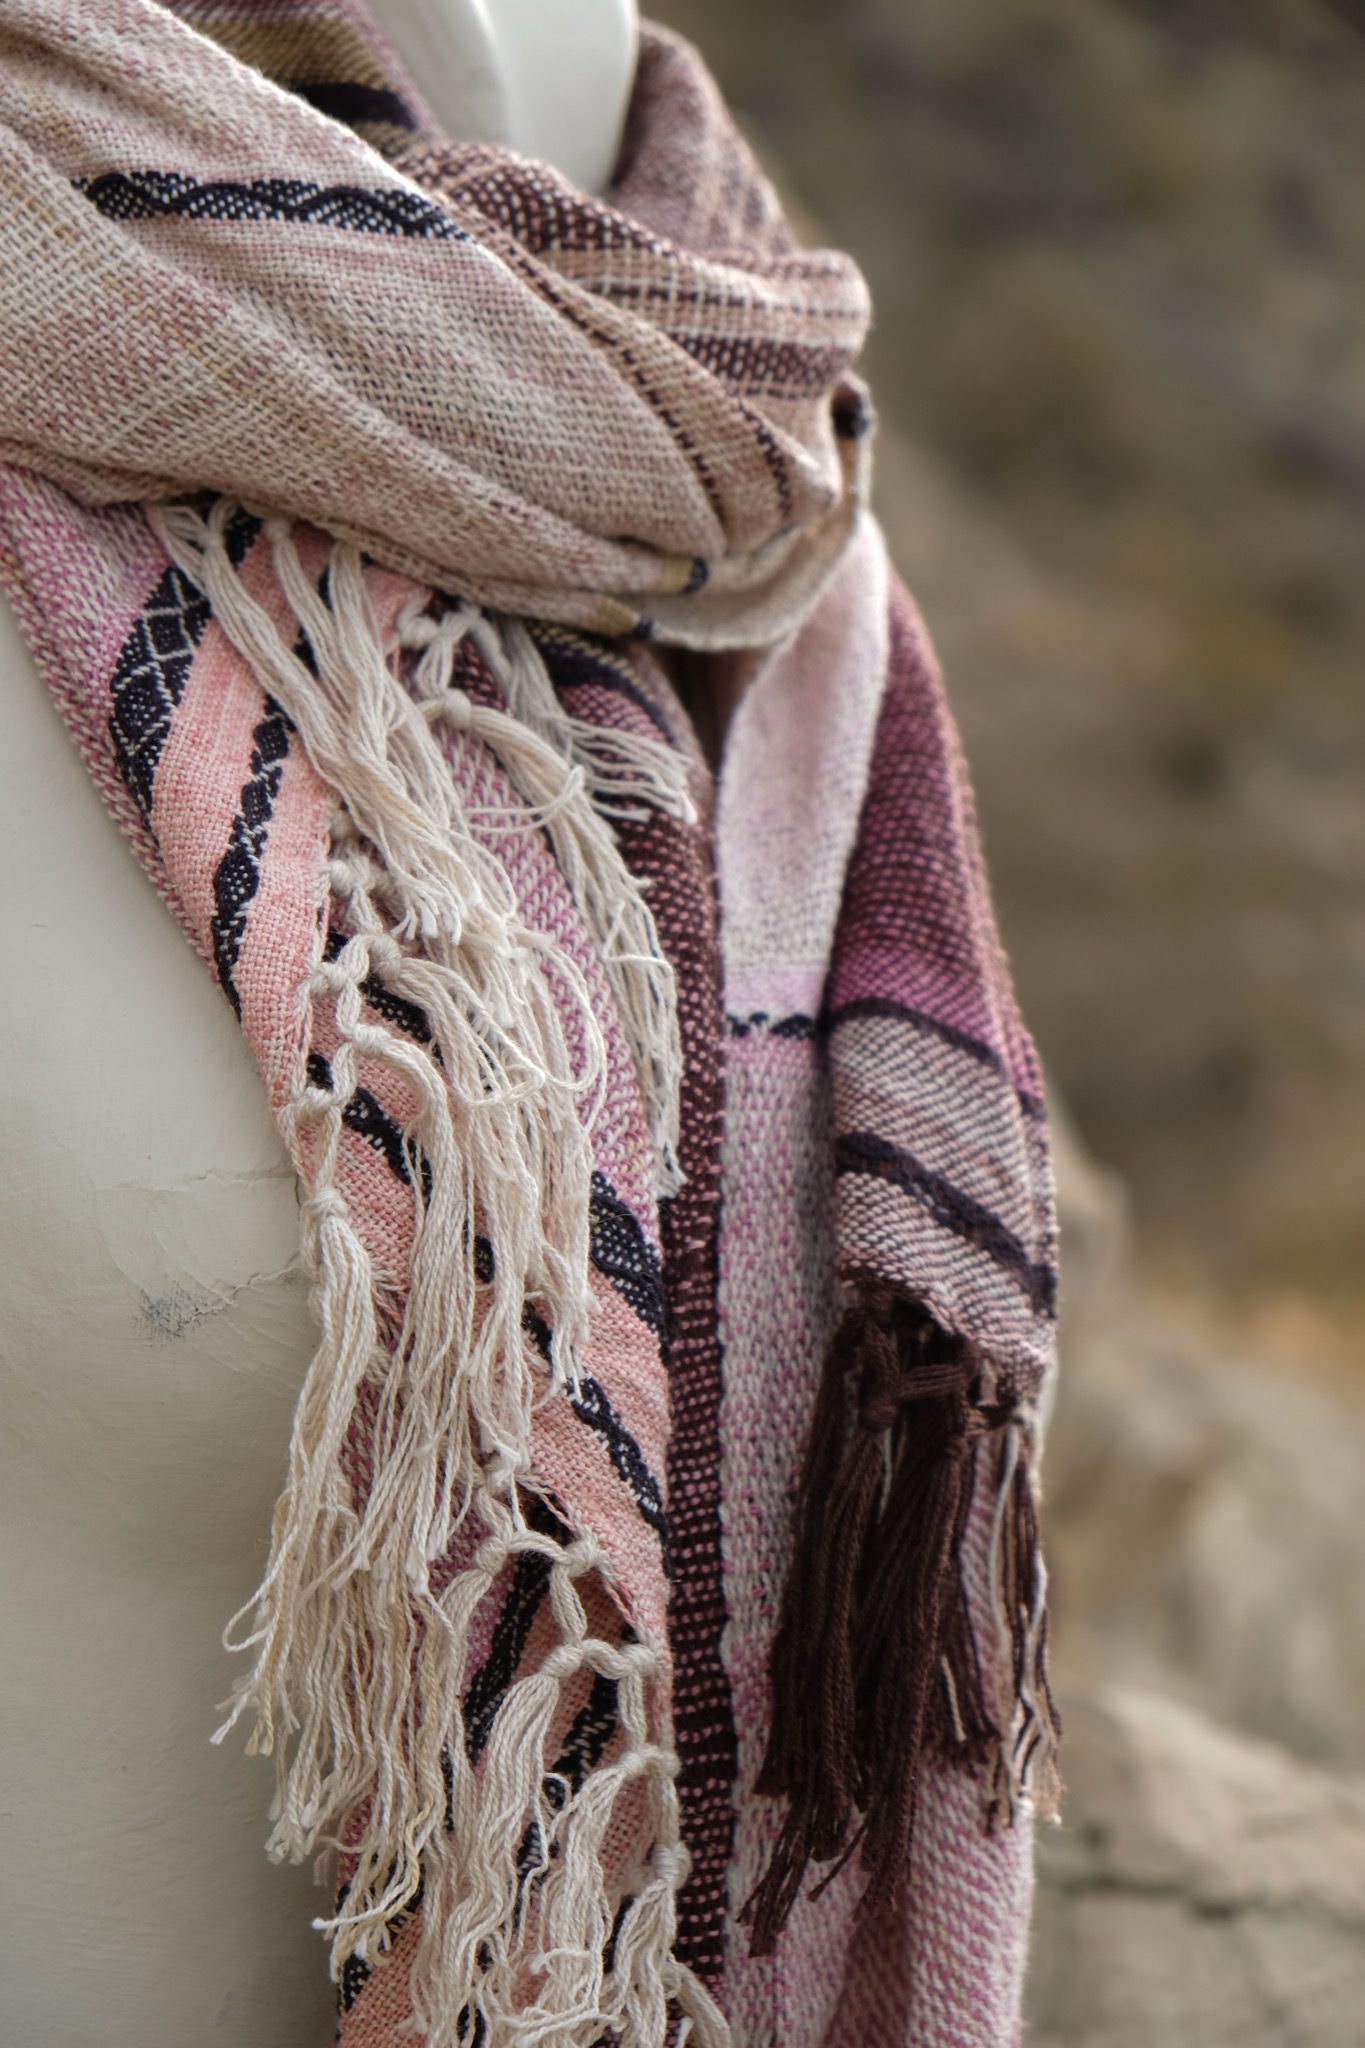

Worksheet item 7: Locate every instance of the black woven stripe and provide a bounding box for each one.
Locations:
[322,927,435,1045]
[108,505,259,819]
[829,993,1047,1120]
[305,1050,433,1205]
[208,572,330,1015]
[312,970,664,1343]
[553,1669,621,1801]
[836,1128,1058,1317]
[300,1063,668,1546]
[339,1951,371,2013]
[340,1508,572,2014]
[726,1008,819,1042]
[449,1165,667,1351]
[515,1669,621,1883]
[569,1376,668,1549]
[522,1307,668,1554]
[291,80,418,131]
[460,1548,554,1772]
[310,943,668,1545]
[209,696,292,1016]
[358,973,433,1045]
[75,169,468,242]
[729,1000,1047,1119]
[521,1305,552,1361]
[589,1171,666,1338]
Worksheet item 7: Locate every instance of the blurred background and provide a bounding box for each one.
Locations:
[652,3,1365,2040]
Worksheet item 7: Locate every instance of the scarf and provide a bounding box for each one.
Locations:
[0,5,1061,2042]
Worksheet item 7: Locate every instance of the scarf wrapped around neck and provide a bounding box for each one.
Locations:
[0,5,1061,2043]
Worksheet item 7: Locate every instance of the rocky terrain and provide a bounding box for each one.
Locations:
[1033,1116,1365,2043]
[1028,1686,1365,2048]
[651,4,1365,2037]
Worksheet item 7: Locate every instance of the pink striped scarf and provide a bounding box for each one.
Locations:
[0,5,1060,2042]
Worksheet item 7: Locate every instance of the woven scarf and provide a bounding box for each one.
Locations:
[0,5,1061,2042]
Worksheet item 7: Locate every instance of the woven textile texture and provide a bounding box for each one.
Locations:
[0,4,1060,2043]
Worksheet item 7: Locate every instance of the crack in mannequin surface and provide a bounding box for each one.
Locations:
[0,5,639,2041]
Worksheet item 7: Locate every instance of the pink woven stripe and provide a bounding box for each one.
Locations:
[826,590,1037,1096]
[715,1030,853,2045]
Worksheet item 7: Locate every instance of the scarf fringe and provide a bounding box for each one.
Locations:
[743,1283,1060,1956]
[147,497,718,2045]
[325,1524,729,2048]
[394,596,688,1198]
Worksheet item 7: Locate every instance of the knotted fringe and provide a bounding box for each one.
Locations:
[147,497,726,2046]
[743,1282,1060,1956]
[394,596,690,1197]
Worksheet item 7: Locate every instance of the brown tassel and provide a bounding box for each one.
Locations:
[742,1282,1058,1956]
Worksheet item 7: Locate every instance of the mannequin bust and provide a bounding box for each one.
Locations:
[382,0,638,197]
[0,5,638,2044]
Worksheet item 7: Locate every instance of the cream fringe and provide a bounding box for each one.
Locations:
[394,594,687,1196]
[148,498,727,2047]
[988,1415,1063,1827]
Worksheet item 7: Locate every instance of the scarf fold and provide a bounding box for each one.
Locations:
[0,1,870,645]
[0,6,1059,2042]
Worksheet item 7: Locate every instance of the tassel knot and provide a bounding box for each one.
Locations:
[743,1282,1059,1956]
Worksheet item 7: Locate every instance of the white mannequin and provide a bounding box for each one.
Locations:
[384,0,639,197]
[0,5,638,2043]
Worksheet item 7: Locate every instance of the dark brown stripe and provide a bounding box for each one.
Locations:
[542,632,738,1987]
[836,1128,1058,1318]
[292,79,417,132]
[828,994,1047,1120]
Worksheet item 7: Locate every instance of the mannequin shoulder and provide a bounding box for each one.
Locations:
[0,583,308,1472]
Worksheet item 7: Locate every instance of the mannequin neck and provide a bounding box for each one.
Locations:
[379,0,639,195]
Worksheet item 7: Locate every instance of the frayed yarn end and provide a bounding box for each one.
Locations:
[743,1283,1061,1956]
